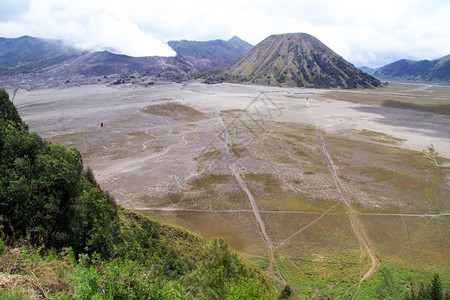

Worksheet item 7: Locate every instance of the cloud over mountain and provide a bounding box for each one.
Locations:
[0,0,449,66]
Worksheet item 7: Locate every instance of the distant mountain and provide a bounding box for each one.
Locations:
[358,66,375,74]
[168,36,252,70]
[0,35,253,83]
[0,36,85,75]
[42,51,192,80]
[206,33,380,88]
[373,55,450,84]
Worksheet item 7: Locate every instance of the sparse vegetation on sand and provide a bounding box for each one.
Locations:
[142,102,207,121]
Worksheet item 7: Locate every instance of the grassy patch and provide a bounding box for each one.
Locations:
[281,132,305,142]
[220,109,247,113]
[231,143,245,158]
[357,129,407,145]
[190,173,232,189]
[194,149,221,161]
[371,138,398,144]
[142,103,207,121]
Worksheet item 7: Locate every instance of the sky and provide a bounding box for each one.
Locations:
[1,0,449,68]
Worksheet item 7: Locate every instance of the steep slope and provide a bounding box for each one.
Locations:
[373,55,450,84]
[168,36,252,71]
[0,36,85,75]
[207,33,380,88]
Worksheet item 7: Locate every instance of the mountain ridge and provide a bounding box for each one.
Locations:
[0,35,86,75]
[205,33,380,88]
[373,55,450,84]
[167,36,252,71]
[0,35,252,84]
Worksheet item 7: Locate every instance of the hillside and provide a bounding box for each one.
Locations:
[0,36,85,75]
[168,36,252,71]
[42,51,193,80]
[0,88,278,299]
[206,33,380,88]
[373,55,450,84]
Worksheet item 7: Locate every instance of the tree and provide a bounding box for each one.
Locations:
[70,168,121,257]
[183,239,267,299]
[1,89,83,247]
[0,88,26,127]
[430,274,444,300]
[279,285,293,299]
[405,274,444,300]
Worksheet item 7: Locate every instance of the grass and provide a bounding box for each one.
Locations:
[244,172,341,212]
[231,143,245,158]
[220,109,247,114]
[0,289,33,300]
[370,138,397,144]
[193,149,221,161]
[357,129,407,145]
[142,103,207,121]
[281,132,305,142]
[360,215,450,275]
[0,246,72,299]
[274,250,362,298]
[141,210,266,254]
[323,132,449,214]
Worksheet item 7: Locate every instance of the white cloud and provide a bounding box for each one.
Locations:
[0,0,449,66]
[0,0,30,21]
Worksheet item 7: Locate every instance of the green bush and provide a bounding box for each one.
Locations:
[0,237,6,254]
[183,239,274,299]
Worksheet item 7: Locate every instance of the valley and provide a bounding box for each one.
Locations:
[12,81,450,298]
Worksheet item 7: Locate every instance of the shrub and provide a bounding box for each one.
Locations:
[0,237,6,254]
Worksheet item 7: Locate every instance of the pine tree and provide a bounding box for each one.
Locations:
[430,274,444,300]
